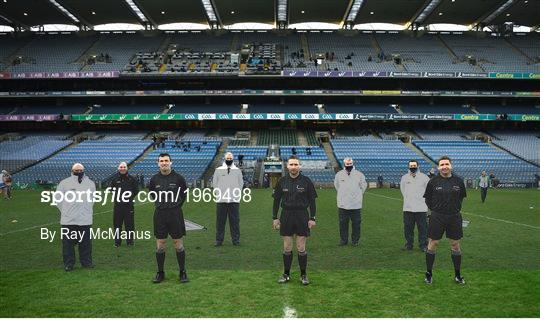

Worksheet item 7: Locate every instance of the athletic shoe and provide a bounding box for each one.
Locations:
[420,247,427,253]
[277,273,290,283]
[352,242,359,247]
[214,241,223,247]
[301,275,310,286]
[64,265,74,272]
[424,272,433,284]
[180,271,189,283]
[152,271,165,283]
[454,276,466,285]
[401,244,413,251]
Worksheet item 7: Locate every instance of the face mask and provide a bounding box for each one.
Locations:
[409,167,418,174]
[345,166,353,172]
[74,171,84,183]
[225,160,233,166]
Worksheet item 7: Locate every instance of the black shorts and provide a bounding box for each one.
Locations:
[154,208,186,239]
[428,213,463,240]
[280,210,310,237]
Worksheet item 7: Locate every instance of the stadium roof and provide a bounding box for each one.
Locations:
[0,0,537,30]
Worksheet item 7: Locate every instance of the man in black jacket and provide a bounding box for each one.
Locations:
[110,162,139,247]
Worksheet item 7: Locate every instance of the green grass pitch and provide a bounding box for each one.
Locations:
[1,188,539,317]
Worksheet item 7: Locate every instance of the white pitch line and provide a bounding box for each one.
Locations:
[283,305,297,318]
[0,202,151,236]
[366,192,540,230]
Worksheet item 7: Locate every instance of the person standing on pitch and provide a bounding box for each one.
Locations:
[56,163,96,271]
[423,156,467,285]
[478,171,489,203]
[334,158,367,246]
[212,152,243,246]
[400,160,430,252]
[273,155,317,285]
[110,162,139,247]
[148,153,189,284]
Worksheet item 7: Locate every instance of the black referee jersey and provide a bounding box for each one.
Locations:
[272,173,317,219]
[423,174,467,215]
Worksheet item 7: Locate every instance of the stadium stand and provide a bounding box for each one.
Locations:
[0,134,72,174]
[130,140,221,185]
[6,34,94,73]
[332,139,433,183]
[226,146,268,161]
[490,131,540,166]
[13,136,151,184]
[439,34,540,73]
[415,130,467,140]
[413,140,539,183]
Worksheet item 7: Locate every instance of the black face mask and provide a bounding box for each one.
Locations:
[345,166,353,172]
[409,167,418,174]
[74,171,84,183]
[225,160,233,166]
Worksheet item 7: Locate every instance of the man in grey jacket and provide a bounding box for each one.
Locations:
[56,163,96,271]
[212,152,244,246]
[334,158,367,246]
[400,160,430,252]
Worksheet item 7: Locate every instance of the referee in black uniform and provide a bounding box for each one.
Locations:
[423,156,467,285]
[148,153,189,284]
[273,155,317,285]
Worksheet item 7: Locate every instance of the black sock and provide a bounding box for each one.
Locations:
[176,248,186,272]
[426,250,436,274]
[298,251,307,276]
[283,251,293,275]
[156,250,165,273]
[451,250,461,278]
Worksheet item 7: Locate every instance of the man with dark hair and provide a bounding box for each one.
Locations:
[273,155,317,285]
[110,162,139,247]
[400,160,429,252]
[148,153,189,284]
[423,156,467,285]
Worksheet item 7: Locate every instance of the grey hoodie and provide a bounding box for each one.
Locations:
[212,163,243,203]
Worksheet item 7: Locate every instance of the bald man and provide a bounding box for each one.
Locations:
[212,152,244,246]
[109,162,139,247]
[56,163,96,271]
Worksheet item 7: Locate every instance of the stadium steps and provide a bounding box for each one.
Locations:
[436,35,459,60]
[158,35,172,52]
[249,131,258,145]
[404,142,436,167]
[300,34,311,60]
[322,141,340,172]
[297,130,308,146]
[371,34,383,56]
[231,34,239,51]
[489,140,540,168]
[75,35,101,64]
[1,38,33,72]
[202,139,230,187]
[127,142,157,169]
[504,38,535,63]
